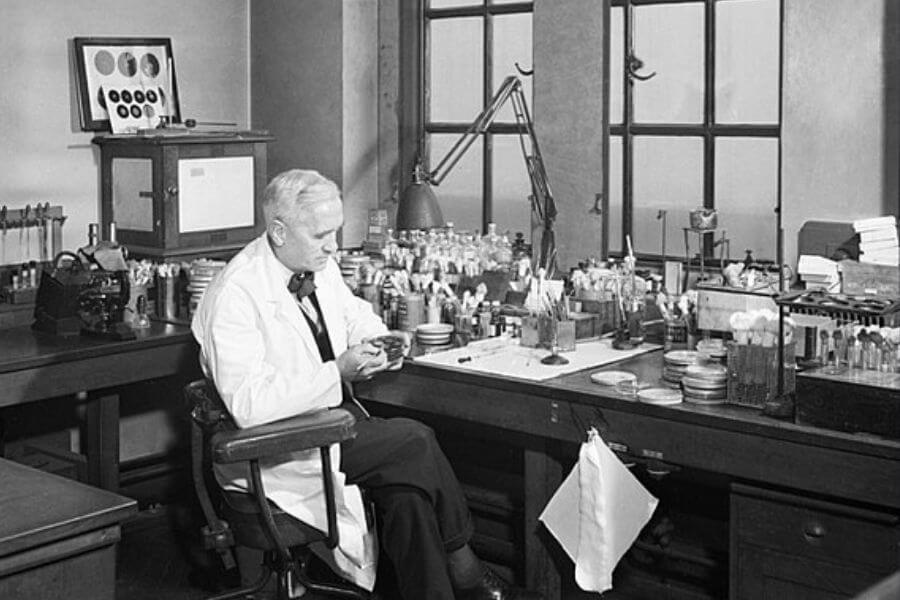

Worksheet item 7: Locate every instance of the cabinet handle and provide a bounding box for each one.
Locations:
[166,186,178,197]
[802,520,827,543]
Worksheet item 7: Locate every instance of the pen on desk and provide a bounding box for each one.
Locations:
[457,356,472,363]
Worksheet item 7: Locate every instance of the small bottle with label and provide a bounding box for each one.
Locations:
[88,223,100,246]
[490,300,502,336]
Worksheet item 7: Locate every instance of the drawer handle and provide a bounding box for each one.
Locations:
[802,520,827,543]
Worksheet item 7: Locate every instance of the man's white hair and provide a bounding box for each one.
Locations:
[262,169,340,225]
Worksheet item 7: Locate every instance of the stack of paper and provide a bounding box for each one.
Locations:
[854,216,899,266]
[797,255,840,291]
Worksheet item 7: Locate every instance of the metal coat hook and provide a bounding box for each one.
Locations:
[627,53,656,82]
[515,62,533,77]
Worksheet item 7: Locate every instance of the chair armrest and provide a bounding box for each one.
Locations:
[211,408,357,464]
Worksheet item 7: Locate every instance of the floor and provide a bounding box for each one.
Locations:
[116,504,223,600]
[114,504,605,600]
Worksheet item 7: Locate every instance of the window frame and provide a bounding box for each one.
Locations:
[611,0,783,262]
[400,0,535,234]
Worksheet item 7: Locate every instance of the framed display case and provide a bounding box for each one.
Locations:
[93,132,274,259]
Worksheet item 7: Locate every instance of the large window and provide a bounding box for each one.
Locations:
[413,0,781,263]
[610,0,782,262]
[421,0,534,237]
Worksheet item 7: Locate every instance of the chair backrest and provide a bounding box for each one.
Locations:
[185,379,236,434]
[183,379,238,569]
[180,379,370,599]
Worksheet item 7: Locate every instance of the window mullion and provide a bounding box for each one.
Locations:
[703,0,716,258]
[622,0,635,255]
[483,5,494,232]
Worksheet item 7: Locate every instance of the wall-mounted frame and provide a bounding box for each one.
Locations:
[73,37,181,131]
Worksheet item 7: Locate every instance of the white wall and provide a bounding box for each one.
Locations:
[251,0,380,248]
[0,0,250,261]
[783,0,900,266]
[342,0,380,246]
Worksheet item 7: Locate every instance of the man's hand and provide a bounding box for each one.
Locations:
[365,331,411,371]
[337,342,388,382]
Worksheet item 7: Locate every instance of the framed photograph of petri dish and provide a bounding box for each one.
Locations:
[73,37,181,131]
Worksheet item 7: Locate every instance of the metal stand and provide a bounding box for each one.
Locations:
[683,227,729,283]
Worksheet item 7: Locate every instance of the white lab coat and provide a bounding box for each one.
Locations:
[191,234,388,589]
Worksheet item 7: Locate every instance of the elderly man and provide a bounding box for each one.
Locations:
[192,169,540,600]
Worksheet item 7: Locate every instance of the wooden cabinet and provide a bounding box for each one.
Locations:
[0,459,137,600]
[93,133,272,259]
[730,483,900,599]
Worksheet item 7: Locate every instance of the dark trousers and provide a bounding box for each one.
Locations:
[340,415,474,600]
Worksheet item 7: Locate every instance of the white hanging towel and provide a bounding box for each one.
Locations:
[539,427,658,593]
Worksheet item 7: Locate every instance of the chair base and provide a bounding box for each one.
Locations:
[207,548,371,600]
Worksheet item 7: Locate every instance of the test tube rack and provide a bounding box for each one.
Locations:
[0,204,67,267]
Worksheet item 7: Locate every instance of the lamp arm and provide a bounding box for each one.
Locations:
[509,86,556,228]
[428,75,521,185]
[426,74,558,272]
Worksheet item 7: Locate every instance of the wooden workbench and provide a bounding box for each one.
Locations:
[0,322,198,490]
[356,348,900,599]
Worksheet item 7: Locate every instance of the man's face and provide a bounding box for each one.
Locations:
[271,197,343,273]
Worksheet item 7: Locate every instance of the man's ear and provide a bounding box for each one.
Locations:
[267,219,286,247]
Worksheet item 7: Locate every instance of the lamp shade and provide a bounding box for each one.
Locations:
[396,179,444,231]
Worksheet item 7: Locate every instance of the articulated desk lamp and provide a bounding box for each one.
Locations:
[397,75,559,274]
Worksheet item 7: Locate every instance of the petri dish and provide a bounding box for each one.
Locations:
[590,370,637,386]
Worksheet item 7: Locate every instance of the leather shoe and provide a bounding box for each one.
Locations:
[456,567,543,600]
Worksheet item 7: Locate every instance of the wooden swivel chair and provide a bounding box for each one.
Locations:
[184,379,371,599]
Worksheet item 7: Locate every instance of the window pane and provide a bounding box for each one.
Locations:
[610,6,624,126]
[491,135,532,240]
[493,12,533,123]
[428,133,484,234]
[716,0,780,124]
[608,135,623,255]
[632,136,703,256]
[429,0,482,9]
[634,3,704,124]
[715,137,778,261]
[429,18,484,122]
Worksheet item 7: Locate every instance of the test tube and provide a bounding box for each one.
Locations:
[880,343,895,372]
[847,335,860,369]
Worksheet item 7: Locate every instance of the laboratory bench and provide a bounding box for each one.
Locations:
[1,320,898,598]
[356,348,900,600]
[0,321,198,490]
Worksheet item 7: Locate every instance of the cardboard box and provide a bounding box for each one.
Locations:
[696,286,777,332]
[839,260,900,297]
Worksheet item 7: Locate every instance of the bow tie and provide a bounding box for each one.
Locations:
[288,272,316,299]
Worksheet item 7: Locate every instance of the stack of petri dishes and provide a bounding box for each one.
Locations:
[340,252,371,285]
[662,350,699,388]
[680,364,728,404]
[187,259,226,317]
[415,323,453,349]
[696,338,727,365]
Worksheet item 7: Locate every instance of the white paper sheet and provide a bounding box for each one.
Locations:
[177,157,255,233]
[412,337,658,381]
